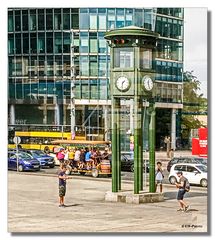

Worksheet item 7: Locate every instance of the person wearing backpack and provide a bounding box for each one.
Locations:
[175,171,190,212]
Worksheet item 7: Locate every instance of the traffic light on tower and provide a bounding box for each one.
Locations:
[112,38,130,45]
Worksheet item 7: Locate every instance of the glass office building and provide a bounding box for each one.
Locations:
[8,8,184,149]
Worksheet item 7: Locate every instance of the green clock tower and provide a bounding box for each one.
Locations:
[105,26,159,194]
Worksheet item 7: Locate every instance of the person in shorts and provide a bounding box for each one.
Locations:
[175,171,190,212]
[58,165,72,207]
[155,162,164,193]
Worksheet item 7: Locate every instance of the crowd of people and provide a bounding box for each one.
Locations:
[54,146,110,171]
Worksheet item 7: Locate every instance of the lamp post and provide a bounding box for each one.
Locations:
[69,29,76,140]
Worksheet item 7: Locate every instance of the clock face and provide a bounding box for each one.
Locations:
[143,76,153,91]
[115,76,130,92]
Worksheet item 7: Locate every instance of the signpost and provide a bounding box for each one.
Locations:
[13,136,21,172]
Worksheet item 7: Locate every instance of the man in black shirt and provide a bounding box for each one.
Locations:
[175,171,190,212]
[58,165,72,207]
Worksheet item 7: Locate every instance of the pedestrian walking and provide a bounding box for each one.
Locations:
[58,164,72,207]
[155,162,164,193]
[175,171,190,212]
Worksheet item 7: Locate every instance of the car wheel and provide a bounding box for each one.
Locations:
[169,176,177,184]
[130,164,134,172]
[36,167,41,171]
[18,165,23,172]
[200,178,207,187]
[49,164,55,168]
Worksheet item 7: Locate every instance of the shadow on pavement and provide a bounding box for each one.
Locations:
[64,204,82,207]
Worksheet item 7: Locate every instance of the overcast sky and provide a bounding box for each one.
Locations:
[184,8,207,97]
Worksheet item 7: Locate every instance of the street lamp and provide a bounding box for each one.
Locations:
[65,29,76,140]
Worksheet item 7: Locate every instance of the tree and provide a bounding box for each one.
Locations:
[181,71,207,145]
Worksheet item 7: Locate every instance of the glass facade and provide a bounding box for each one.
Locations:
[8,8,184,144]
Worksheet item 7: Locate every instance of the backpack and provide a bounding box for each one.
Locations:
[184,178,190,192]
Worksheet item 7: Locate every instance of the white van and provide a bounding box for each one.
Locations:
[168,163,207,187]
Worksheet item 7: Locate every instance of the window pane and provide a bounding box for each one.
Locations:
[63,14,70,29]
[15,12,21,31]
[23,33,29,54]
[90,80,98,99]
[46,13,53,30]
[80,13,89,29]
[38,33,45,53]
[63,32,70,53]
[90,56,98,76]
[8,15,14,32]
[116,15,125,28]
[71,14,79,29]
[90,38,97,53]
[15,33,21,54]
[30,14,36,30]
[108,14,115,29]
[114,48,134,68]
[98,15,106,30]
[54,13,61,30]
[81,81,89,99]
[54,32,62,53]
[80,56,89,76]
[140,48,152,69]
[134,9,143,27]
[98,33,106,53]
[80,33,88,53]
[38,12,45,30]
[8,34,14,54]
[98,56,106,77]
[22,14,28,31]
[90,14,97,29]
[55,56,62,76]
[47,56,54,76]
[99,80,107,99]
[46,33,53,53]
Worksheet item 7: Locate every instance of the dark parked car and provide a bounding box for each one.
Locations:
[121,152,149,172]
[167,156,207,172]
[8,150,40,172]
[20,149,55,168]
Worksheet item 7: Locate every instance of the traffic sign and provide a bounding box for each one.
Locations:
[13,136,21,144]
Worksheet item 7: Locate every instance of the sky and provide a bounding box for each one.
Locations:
[184,8,207,97]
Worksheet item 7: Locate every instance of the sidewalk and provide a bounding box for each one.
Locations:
[8,171,208,233]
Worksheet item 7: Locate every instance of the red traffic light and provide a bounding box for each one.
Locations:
[113,38,129,44]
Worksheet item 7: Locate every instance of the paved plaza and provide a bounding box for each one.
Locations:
[8,171,208,233]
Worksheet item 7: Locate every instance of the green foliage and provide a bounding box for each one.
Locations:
[181,71,207,140]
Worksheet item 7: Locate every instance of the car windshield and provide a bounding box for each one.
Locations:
[18,152,33,160]
[196,158,207,165]
[196,165,207,172]
[31,150,45,157]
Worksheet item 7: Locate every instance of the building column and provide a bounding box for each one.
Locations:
[43,98,47,125]
[55,103,60,126]
[9,104,15,125]
[63,104,67,126]
[171,108,176,150]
